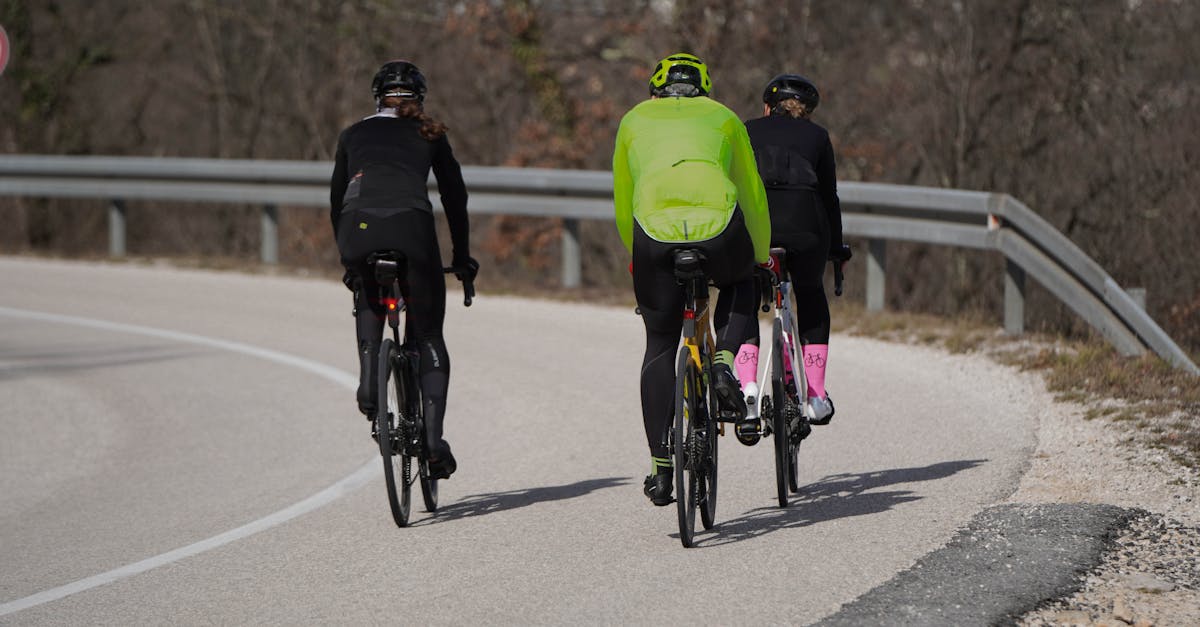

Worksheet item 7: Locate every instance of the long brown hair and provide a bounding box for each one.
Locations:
[382,97,448,140]
[770,98,810,119]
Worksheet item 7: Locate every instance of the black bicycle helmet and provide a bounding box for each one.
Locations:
[762,74,819,112]
[371,60,426,102]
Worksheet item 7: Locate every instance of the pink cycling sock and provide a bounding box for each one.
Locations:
[735,344,758,392]
[803,344,829,398]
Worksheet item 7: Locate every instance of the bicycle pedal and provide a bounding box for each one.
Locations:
[734,420,761,446]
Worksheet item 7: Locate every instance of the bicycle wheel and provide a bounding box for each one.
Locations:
[419,459,438,511]
[784,327,808,494]
[673,346,698,548]
[699,367,718,530]
[377,339,412,527]
[771,319,789,507]
[403,353,439,512]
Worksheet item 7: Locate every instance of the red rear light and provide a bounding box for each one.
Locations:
[386,299,397,311]
[683,309,695,320]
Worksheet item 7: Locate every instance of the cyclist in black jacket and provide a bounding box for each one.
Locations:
[330,60,478,479]
[745,74,851,425]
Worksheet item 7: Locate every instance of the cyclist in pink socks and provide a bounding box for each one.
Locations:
[744,74,851,425]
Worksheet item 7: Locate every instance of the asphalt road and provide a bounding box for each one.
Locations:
[0,256,1048,624]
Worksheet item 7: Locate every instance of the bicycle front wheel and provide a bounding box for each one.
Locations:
[770,319,790,507]
[377,339,412,527]
[673,346,699,548]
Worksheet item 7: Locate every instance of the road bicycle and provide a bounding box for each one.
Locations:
[367,251,474,528]
[667,248,730,548]
[757,247,846,507]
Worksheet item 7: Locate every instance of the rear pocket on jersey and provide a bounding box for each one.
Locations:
[754,145,817,189]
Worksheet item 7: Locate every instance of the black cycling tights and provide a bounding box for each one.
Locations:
[784,241,832,344]
[767,188,833,345]
[638,282,758,458]
[340,209,451,451]
[632,216,757,459]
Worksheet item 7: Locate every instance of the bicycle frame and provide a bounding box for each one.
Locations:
[680,277,716,376]
[758,249,808,419]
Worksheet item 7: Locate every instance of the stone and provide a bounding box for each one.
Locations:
[1124,572,1175,593]
[1112,595,1134,623]
[1054,609,1094,625]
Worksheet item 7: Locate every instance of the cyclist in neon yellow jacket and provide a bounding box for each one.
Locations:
[613,53,772,506]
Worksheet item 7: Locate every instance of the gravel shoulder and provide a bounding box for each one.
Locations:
[1007,368,1200,625]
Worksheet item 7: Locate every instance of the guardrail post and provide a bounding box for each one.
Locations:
[866,238,886,311]
[109,199,126,258]
[562,218,581,288]
[1004,258,1026,335]
[261,204,278,265]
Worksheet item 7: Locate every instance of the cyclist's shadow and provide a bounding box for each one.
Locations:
[682,459,987,547]
[410,476,630,525]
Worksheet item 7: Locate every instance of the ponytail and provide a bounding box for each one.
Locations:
[382,97,449,140]
[770,98,810,119]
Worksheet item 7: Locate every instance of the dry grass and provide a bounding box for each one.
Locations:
[831,300,1200,469]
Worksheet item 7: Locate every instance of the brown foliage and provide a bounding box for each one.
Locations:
[1,0,1198,354]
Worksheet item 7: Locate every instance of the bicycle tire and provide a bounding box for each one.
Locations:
[378,339,412,527]
[784,322,806,494]
[673,346,698,548]
[419,459,438,511]
[397,349,438,513]
[771,319,789,507]
[699,366,718,530]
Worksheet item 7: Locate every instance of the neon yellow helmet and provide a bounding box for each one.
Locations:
[648,52,711,97]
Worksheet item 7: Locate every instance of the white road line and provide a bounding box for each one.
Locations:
[0,306,375,617]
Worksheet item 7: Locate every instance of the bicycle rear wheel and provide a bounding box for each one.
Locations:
[378,339,413,527]
[399,352,439,513]
[673,346,699,548]
[771,319,789,507]
[396,349,439,513]
[699,371,718,530]
[783,327,810,494]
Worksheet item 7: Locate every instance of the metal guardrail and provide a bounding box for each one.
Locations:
[0,154,1195,373]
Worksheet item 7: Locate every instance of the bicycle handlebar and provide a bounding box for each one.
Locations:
[443,267,475,307]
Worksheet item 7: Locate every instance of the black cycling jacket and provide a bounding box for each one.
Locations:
[744,114,842,249]
[329,111,469,257]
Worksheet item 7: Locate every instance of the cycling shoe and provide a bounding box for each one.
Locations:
[807,395,835,425]
[643,473,674,506]
[711,363,746,420]
[426,441,457,479]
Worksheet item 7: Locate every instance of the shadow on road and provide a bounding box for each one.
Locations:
[413,476,631,525]
[682,459,987,547]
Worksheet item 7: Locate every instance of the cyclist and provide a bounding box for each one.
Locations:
[613,52,772,506]
[330,60,478,480]
[744,74,851,425]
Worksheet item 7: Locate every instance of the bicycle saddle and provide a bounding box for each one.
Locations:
[672,249,707,281]
[367,251,407,284]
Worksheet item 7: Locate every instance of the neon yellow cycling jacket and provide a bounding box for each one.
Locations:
[613,96,771,263]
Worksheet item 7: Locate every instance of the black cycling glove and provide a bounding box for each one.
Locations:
[452,254,480,281]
